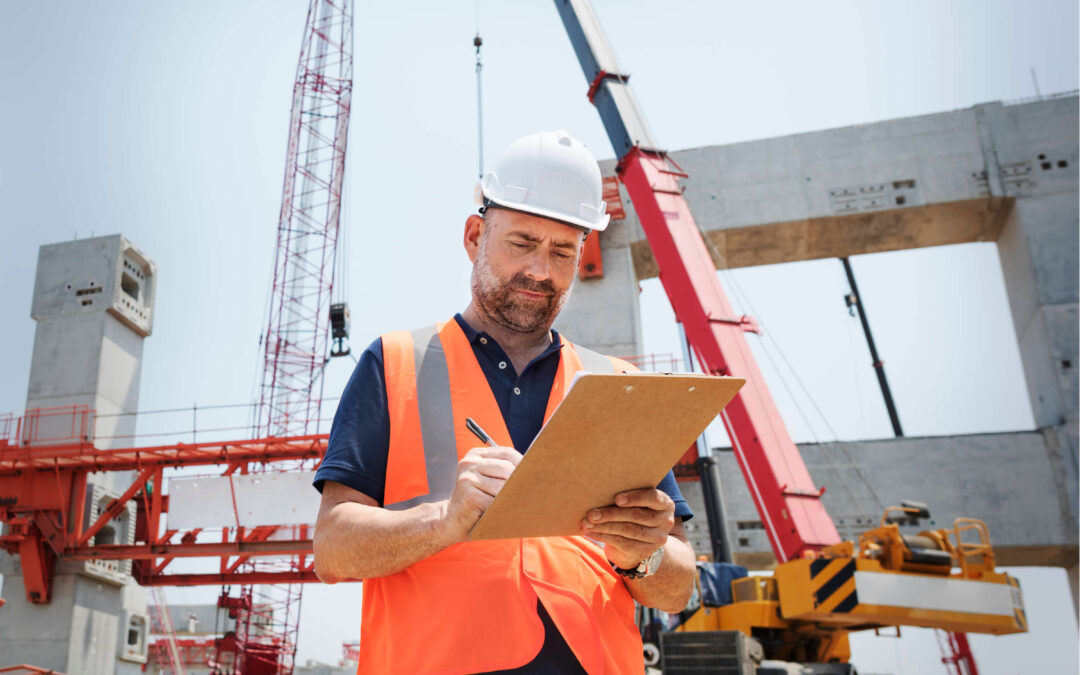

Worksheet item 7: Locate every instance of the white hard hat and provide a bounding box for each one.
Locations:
[475,130,610,232]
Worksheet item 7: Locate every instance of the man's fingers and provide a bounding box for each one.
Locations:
[468,457,516,481]
[443,447,521,542]
[585,531,657,568]
[458,472,506,500]
[613,487,673,511]
[465,445,522,466]
[584,520,666,545]
[583,488,676,534]
[586,506,671,528]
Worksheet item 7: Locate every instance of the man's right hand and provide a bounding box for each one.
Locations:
[441,445,521,543]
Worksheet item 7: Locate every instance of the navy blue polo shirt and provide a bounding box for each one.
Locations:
[314,314,693,673]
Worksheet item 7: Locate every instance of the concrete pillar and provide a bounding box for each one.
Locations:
[1068,560,1079,622]
[986,100,1079,561]
[997,195,1079,434]
[555,178,643,357]
[0,235,156,675]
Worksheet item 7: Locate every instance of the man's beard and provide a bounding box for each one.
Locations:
[471,244,574,334]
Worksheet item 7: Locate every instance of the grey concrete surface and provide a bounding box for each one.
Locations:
[678,431,1079,571]
[555,206,644,357]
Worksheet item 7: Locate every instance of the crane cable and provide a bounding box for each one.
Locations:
[474,0,484,179]
[694,218,886,513]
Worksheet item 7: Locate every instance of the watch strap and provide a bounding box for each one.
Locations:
[609,546,663,579]
[610,561,648,579]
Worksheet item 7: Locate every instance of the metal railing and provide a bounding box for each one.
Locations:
[620,352,687,372]
[0,399,340,449]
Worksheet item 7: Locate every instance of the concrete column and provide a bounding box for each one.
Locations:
[0,235,156,675]
[1068,560,1079,621]
[555,178,643,357]
[997,195,1079,433]
[986,101,1079,569]
[984,100,1078,419]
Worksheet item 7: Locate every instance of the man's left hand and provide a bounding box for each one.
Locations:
[581,488,676,570]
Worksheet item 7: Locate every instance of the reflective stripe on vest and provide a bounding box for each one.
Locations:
[363,320,642,675]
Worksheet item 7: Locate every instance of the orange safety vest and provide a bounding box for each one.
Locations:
[357,319,643,675]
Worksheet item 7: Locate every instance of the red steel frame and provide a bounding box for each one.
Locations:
[0,421,326,603]
[938,630,980,675]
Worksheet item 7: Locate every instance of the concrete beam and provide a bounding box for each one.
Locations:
[630,197,1012,277]
[601,96,1075,280]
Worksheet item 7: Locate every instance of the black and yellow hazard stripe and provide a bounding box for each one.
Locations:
[810,559,859,613]
[1007,575,1028,631]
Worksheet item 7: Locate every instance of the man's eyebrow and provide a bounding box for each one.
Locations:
[507,231,579,250]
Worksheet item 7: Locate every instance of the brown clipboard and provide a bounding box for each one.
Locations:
[468,372,746,541]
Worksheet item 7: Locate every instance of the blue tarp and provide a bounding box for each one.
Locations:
[696,561,748,607]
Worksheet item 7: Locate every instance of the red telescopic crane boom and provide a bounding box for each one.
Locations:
[553,0,840,562]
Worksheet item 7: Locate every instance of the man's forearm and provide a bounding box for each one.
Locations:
[624,534,696,614]
[314,499,450,583]
[315,449,520,583]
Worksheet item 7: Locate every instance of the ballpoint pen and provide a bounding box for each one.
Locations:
[465,417,498,447]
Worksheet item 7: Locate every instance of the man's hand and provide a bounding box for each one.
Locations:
[580,488,676,569]
[441,446,521,544]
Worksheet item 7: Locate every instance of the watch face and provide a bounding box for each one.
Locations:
[644,547,664,575]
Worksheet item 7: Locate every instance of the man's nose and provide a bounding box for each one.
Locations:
[523,250,551,281]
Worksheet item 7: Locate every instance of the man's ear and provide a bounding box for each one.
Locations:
[463,214,485,263]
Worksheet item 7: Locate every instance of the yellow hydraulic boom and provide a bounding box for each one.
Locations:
[677,503,1025,664]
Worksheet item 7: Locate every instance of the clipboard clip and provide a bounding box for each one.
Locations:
[780,485,827,498]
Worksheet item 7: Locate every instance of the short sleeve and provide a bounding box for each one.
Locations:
[313,338,390,504]
[656,470,693,521]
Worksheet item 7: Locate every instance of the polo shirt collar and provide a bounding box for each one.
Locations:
[453,313,565,358]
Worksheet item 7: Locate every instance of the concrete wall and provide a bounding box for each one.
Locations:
[677,430,1078,570]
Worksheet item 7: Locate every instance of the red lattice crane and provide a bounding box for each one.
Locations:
[224,0,354,672]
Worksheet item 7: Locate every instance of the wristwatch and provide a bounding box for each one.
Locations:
[610,546,664,579]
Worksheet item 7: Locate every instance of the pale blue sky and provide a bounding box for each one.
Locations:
[0,1,1076,672]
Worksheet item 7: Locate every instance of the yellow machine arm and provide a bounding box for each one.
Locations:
[676,503,1026,665]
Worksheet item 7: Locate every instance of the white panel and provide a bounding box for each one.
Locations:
[167,475,237,530]
[854,571,1021,616]
[234,472,321,528]
[168,471,319,530]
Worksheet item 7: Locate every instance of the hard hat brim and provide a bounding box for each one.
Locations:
[479,192,610,233]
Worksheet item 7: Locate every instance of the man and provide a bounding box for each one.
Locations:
[313,130,696,674]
